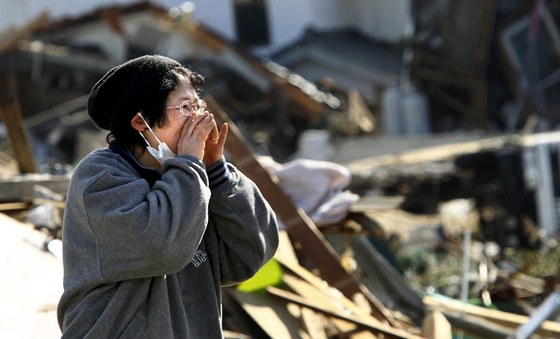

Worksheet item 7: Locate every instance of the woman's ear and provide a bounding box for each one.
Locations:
[131,112,146,132]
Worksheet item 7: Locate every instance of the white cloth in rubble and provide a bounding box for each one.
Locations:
[258,156,359,227]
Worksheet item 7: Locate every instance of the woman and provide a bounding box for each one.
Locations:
[57,55,279,338]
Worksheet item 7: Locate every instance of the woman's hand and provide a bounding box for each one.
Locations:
[203,119,228,167]
[177,111,215,160]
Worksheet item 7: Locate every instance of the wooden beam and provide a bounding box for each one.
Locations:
[0,96,37,174]
[206,96,401,327]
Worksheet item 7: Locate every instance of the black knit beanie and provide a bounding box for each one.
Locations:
[87,54,182,130]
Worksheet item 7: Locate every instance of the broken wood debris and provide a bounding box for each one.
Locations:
[3,114,560,337]
[2,1,560,337]
[208,96,405,329]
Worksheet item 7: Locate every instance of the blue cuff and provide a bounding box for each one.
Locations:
[206,158,231,189]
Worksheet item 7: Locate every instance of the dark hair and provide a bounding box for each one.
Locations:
[107,67,204,147]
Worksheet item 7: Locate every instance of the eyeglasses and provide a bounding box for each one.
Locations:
[166,99,207,116]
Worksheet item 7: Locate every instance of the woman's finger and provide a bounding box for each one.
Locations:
[216,123,228,147]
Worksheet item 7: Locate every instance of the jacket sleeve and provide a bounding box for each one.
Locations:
[65,152,211,282]
[206,161,279,285]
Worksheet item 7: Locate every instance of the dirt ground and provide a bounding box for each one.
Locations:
[0,213,62,339]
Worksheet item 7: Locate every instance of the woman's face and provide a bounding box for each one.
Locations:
[150,72,199,154]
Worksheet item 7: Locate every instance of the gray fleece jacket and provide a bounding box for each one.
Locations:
[57,144,279,338]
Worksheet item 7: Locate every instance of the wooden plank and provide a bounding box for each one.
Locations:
[300,308,328,339]
[0,174,70,202]
[0,97,37,174]
[274,230,300,267]
[267,287,423,339]
[276,255,423,336]
[229,289,306,338]
[32,198,66,210]
[222,330,251,339]
[347,130,560,171]
[0,202,31,211]
[207,96,401,327]
[282,272,367,335]
[279,262,379,324]
[421,311,452,339]
[424,295,560,338]
[222,289,270,337]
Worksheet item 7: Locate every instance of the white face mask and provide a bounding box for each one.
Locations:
[137,113,176,164]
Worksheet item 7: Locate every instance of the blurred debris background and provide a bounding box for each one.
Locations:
[2,0,560,338]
